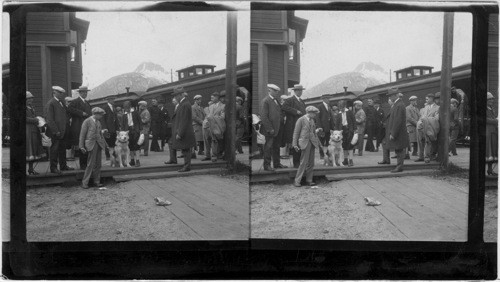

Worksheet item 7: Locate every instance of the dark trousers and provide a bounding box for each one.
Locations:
[318,130,331,157]
[394,148,405,170]
[50,137,67,170]
[376,126,385,149]
[78,150,88,170]
[167,137,176,162]
[181,148,191,169]
[382,142,390,163]
[365,123,375,151]
[291,147,301,168]
[263,135,280,168]
[151,130,161,152]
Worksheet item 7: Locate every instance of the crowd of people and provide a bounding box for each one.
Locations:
[25,85,248,187]
[256,83,496,186]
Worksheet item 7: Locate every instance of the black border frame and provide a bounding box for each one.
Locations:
[2,1,498,279]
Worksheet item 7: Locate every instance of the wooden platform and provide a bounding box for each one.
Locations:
[250,163,440,183]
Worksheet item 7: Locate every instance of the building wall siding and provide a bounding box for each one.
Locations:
[27,13,65,31]
[267,46,285,94]
[50,47,69,95]
[488,13,499,98]
[251,11,284,30]
[251,43,260,114]
[26,46,44,114]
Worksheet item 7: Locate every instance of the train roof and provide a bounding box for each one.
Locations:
[303,90,364,105]
[176,64,216,73]
[395,65,434,72]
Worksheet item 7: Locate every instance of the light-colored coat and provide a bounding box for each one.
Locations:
[139,108,151,135]
[203,101,225,139]
[406,104,420,142]
[79,117,106,152]
[292,115,320,150]
[192,103,206,141]
[354,108,366,135]
[417,103,440,141]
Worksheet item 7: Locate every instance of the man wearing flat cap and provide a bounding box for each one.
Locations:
[415,93,440,163]
[260,84,287,171]
[282,84,307,168]
[192,94,206,156]
[79,107,107,189]
[292,106,321,187]
[68,85,92,170]
[170,87,196,172]
[406,95,420,157]
[386,87,408,172]
[149,98,162,152]
[45,86,74,174]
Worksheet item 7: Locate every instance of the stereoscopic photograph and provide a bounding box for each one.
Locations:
[250,10,498,242]
[3,9,251,241]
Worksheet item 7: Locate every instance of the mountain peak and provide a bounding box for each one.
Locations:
[134,62,169,84]
[353,62,389,83]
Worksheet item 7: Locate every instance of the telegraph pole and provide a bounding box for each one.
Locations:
[439,12,454,169]
[225,11,237,170]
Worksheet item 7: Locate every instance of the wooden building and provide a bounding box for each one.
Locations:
[488,13,498,100]
[250,11,308,114]
[26,12,89,114]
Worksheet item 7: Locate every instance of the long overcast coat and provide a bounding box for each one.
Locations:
[171,98,196,150]
[387,98,409,150]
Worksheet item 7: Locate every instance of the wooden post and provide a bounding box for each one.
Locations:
[439,12,454,169]
[225,11,237,170]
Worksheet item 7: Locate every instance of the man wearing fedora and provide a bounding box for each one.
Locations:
[79,107,107,189]
[282,84,307,168]
[45,86,74,174]
[260,84,287,171]
[386,87,408,173]
[68,85,92,170]
[170,87,196,172]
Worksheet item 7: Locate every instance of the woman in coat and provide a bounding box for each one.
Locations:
[338,100,356,166]
[486,92,497,175]
[121,100,142,167]
[26,91,46,175]
[354,100,366,156]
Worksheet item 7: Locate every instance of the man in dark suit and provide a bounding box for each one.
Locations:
[68,86,92,170]
[282,84,306,168]
[101,95,120,159]
[45,86,74,174]
[157,100,170,151]
[170,87,196,172]
[373,99,385,152]
[149,98,162,152]
[386,87,409,173]
[315,94,331,159]
[260,84,287,171]
[364,98,376,152]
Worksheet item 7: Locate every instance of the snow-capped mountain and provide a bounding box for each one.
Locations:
[88,62,170,101]
[303,62,389,99]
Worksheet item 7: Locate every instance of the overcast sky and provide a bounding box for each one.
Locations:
[1,11,249,88]
[296,11,473,87]
[78,11,249,88]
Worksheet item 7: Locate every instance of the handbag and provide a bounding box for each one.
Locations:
[351,133,359,145]
[137,133,145,145]
[41,132,52,147]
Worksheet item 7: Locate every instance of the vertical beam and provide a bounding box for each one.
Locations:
[439,12,454,168]
[225,11,237,169]
[468,10,489,246]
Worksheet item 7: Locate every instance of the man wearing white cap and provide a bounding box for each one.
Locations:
[292,106,321,187]
[406,95,420,157]
[79,107,107,189]
[260,84,287,171]
[192,94,206,156]
[282,84,307,168]
[68,85,92,170]
[45,86,74,174]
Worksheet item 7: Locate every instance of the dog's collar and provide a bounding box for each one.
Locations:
[117,140,128,144]
[331,140,342,143]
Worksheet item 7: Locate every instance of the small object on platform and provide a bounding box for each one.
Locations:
[364,197,381,206]
[98,187,107,190]
[310,186,319,189]
[154,197,172,206]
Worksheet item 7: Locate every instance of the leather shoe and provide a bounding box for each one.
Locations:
[82,184,89,189]
[414,158,424,162]
[305,182,316,186]
[201,157,211,161]
[164,160,177,165]
[178,167,191,172]
[60,166,75,171]
[391,168,403,173]
[293,182,301,187]
[378,161,390,165]
[275,164,288,169]
[51,169,62,174]
[263,166,275,172]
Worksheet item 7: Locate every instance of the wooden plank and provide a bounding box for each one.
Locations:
[135,179,246,240]
[113,168,221,182]
[326,170,434,181]
[345,179,440,241]
[119,181,203,240]
[399,176,468,215]
[332,180,408,240]
[367,178,467,239]
[156,178,248,239]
